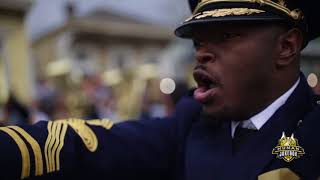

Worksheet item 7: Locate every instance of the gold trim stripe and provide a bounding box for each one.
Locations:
[50,122,62,172]
[0,127,31,179]
[44,121,52,173]
[44,121,69,173]
[45,121,57,173]
[194,0,303,20]
[47,121,58,172]
[55,121,68,171]
[8,126,44,176]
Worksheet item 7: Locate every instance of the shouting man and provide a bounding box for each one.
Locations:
[0,0,320,179]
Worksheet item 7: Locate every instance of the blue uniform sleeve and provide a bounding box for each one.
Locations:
[0,96,202,180]
[0,118,174,179]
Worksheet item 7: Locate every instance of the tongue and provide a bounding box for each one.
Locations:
[194,87,212,103]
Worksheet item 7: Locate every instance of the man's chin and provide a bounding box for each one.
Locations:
[201,110,230,128]
[202,105,250,123]
[202,104,235,121]
[202,105,232,121]
[202,105,222,117]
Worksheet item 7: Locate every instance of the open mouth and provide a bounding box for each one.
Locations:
[193,70,220,103]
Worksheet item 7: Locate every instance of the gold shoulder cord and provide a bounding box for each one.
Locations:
[66,119,114,152]
[8,126,44,176]
[0,127,31,179]
[86,119,114,130]
[67,119,98,152]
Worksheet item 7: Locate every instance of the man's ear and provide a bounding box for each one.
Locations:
[277,28,303,66]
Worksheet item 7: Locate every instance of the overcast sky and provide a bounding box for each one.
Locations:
[26,0,191,40]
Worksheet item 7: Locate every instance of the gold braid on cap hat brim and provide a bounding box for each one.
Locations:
[185,8,265,22]
[193,0,303,20]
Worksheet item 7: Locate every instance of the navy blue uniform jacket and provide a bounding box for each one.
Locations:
[0,74,319,180]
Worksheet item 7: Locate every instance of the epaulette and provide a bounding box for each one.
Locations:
[0,118,113,179]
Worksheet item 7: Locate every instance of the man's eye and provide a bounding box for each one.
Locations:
[221,33,240,40]
[193,41,204,49]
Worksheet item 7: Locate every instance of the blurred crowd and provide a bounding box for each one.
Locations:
[0,74,189,126]
[2,74,320,126]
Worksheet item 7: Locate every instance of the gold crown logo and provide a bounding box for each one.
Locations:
[279,132,297,147]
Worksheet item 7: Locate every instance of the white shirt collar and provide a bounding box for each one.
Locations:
[231,78,300,137]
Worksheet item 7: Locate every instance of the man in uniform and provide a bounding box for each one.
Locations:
[1,0,320,179]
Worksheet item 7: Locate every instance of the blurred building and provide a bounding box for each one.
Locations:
[0,0,33,105]
[31,5,174,118]
[29,1,320,119]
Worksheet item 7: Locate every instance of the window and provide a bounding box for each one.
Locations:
[106,46,135,71]
[141,47,161,64]
[72,45,100,76]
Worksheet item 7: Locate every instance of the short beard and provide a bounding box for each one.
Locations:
[201,111,231,129]
[201,105,250,126]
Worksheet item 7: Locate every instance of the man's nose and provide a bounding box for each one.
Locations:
[195,50,215,64]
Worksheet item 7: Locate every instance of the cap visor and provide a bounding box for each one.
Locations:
[175,12,286,38]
